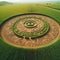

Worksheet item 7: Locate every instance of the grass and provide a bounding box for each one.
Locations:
[31,4,60,24]
[46,3,60,10]
[0,3,60,60]
[0,4,31,25]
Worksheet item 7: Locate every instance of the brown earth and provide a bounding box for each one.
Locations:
[0,15,60,48]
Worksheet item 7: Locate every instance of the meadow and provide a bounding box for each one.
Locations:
[0,3,60,60]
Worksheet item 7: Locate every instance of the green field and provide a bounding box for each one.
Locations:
[46,3,60,10]
[0,3,60,60]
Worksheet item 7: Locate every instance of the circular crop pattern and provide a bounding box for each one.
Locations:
[0,13,60,49]
[24,20,37,28]
[12,17,50,39]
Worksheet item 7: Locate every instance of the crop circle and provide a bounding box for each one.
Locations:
[12,17,50,39]
[0,13,60,49]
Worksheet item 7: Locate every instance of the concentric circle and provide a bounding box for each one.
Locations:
[24,20,37,28]
[0,13,60,48]
[12,16,50,39]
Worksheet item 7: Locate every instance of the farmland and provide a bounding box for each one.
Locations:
[0,3,60,60]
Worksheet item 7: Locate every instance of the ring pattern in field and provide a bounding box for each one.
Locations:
[12,16,50,39]
[0,14,60,48]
